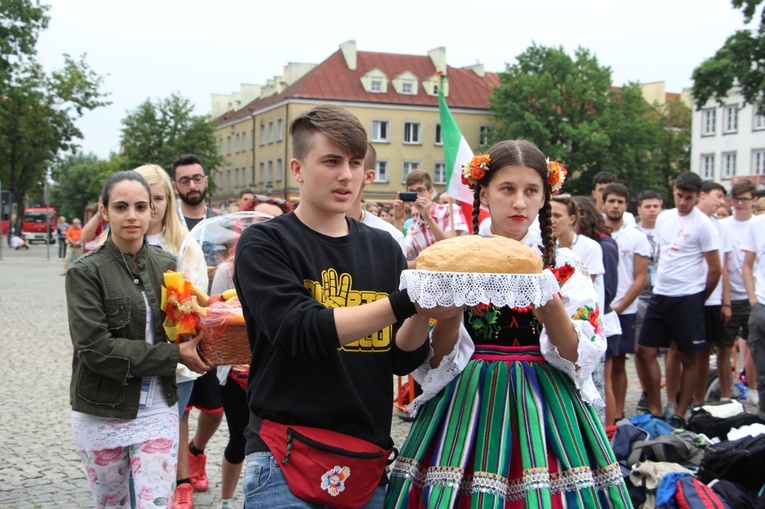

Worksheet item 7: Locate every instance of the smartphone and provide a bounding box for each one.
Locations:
[399,192,418,202]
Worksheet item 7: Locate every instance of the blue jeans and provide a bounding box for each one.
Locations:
[243,452,385,509]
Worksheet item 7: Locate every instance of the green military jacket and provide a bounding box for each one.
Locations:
[67,238,181,419]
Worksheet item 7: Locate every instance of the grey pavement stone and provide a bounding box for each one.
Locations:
[1,243,759,508]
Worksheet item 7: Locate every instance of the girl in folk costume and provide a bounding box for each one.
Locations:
[386,140,631,508]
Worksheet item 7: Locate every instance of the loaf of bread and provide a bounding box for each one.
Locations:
[416,235,542,274]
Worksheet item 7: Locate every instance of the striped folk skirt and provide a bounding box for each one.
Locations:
[386,345,631,508]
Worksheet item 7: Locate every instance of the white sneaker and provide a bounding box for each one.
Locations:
[216,501,234,509]
[747,391,760,406]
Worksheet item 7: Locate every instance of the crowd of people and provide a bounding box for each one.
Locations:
[61,102,765,509]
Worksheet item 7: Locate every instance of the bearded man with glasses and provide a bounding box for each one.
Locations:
[172,154,219,232]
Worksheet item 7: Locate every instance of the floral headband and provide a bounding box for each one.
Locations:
[461,154,567,193]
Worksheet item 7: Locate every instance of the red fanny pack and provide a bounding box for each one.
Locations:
[257,418,396,509]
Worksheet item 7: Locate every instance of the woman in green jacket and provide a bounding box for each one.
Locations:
[67,170,209,508]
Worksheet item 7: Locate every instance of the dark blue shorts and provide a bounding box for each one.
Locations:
[637,292,707,353]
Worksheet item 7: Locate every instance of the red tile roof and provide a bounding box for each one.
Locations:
[216,48,500,124]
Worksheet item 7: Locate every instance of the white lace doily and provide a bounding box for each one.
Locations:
[400,269,559,309]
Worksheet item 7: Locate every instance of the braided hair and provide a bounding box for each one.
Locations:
[469,140,556,269]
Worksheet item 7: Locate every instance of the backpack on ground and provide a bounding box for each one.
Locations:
[688,409,765,440]
[627,430,705,468]
[697,434,765,490]
[675,476,732,509]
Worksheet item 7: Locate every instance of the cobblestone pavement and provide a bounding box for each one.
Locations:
[0,243,758,508]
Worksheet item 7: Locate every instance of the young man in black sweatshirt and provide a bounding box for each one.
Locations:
[234,104,455,508]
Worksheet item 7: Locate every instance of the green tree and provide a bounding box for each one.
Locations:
[0,0,49,85]
[489,44,683,197]
[692,1,765,112]
[119,93,224,182]
[0,57,108,235]
[50,152,123,220]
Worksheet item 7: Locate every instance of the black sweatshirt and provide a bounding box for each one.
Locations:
[233,213,428,454]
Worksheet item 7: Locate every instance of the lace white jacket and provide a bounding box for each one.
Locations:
[407,246,606,415]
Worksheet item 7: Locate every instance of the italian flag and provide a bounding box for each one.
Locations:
[438,73,486,232]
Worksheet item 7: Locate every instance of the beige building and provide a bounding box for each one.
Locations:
[211,41,499,207]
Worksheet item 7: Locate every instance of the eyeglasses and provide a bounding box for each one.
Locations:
[176,174,205,186]
[407,187,429,194]
[731,196,753,203]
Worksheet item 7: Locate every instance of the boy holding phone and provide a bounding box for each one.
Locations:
[393,169,468,268]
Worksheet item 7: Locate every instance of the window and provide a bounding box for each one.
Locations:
[227,135,232,155]
[722,152,737,179]
[235,133,240,153]
[702,109,716,136]
[276,119,283,141]
[374,160,388,182]
[276,159,283,181]
[218,137,223,154]
[401,82,413,94]
[434,163,446,185]
[403,122,421,144]
[434,123,442,145]
[241,131,247,151]
[723,105,738,134]
[479,125,491,145]
[402,161,420,182]
[701,154,715,179]
[226,168,231,192]
[259,122,265,145]
[754,111,765,131]
[267,160,274,182]
[268,121,274,143]
[370,80,382,92]
[259,162,265,183]
[371,120,389,142]
[753,149,765,175]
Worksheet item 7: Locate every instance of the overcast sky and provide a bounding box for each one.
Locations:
[34,0,749,159]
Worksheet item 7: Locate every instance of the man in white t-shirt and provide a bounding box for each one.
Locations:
[635,172,721,426]
[603,183,651,422]
[720,179,758,405]
[742,212,765,418]
[633,190,664,412]
[592,171,636,227]
[347,143,406,255]
[667,181,730,406]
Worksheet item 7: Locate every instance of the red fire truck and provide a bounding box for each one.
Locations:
[22,206,57,243]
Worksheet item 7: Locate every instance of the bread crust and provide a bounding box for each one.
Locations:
[416,235,542,274]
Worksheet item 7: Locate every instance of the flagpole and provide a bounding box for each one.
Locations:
[448,196,455,235]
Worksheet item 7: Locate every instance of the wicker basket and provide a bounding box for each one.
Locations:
[199,320,251,367]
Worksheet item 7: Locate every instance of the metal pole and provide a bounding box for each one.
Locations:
[45,176,50,261]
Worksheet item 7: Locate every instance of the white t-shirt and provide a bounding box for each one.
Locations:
[612,224,652,314]
[720,215,753,300]
[362,211,406,255]
[654,207,719,297]
[10,235,23,248]
[705,217,730,306]
[742,214,765,305]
